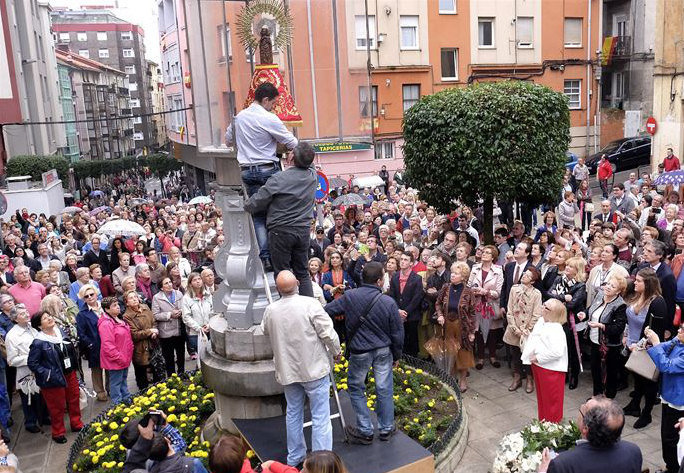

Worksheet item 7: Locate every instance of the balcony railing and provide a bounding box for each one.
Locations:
[605,35,631,59]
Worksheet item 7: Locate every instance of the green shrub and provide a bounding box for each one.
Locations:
[7,155,70,182]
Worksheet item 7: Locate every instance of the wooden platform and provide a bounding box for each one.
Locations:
[233,391,434,473]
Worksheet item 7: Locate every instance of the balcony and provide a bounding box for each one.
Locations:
[124,129,134,137]
[120,108,132,115]
[603,36,631,65]
[118,87,130,95]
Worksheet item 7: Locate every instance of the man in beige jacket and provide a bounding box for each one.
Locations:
[261,271,341,467]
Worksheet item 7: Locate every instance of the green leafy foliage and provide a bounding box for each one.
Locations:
[72,157,138,180]
[6,155,70,182]
[402,81,570,226]
[146,153,182,179]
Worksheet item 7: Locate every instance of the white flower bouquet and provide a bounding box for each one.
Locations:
[492,420,580,473]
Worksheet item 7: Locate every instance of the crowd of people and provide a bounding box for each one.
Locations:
[0,173,222,446]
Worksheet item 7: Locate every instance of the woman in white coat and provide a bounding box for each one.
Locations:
[181,272,213,361]
[522,299,568,423]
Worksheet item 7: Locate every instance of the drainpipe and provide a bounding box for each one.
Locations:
[585,0,592,157]
[596,0,603,152]
[306,0,320,138]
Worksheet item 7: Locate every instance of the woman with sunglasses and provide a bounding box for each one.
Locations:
[75,284,108,402]
[521,299,568,422]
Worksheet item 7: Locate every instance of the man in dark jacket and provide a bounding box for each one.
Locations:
[309,225,330,261]
[640,240,677,338]
[537,396,642,473]
[325,262,403,445]
[82,236,110,275]
[388,251,424,357]
[245,142,317,297]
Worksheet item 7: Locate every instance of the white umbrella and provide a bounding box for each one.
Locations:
[98,219,147,237]
[60,206,83,215]
[188,196,212,205]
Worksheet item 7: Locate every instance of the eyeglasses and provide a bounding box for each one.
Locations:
[84,293,96,299]
[316,230,324,234]
[542,304,550,310]
[578,407,586,420]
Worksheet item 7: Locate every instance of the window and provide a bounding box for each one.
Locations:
[375,141,394,160]
[478,18,494,47]
[359,86,378,118]
[402,84,420,112]
[439,0,456,14]
[613,71,624,101]
[58,33,70,42]
[121,31,133,40]
[219,24,232,60]
[77,32,87,41]
[245,46,255,63]
[440,48,458,80]
[564,80,581,109]
[355,15,376,50]
[99,49,109,58]
[133,132,144,141]
[97,32,107,41]
[133,116,142,124]
[78,49,89,58]
[516,17,533,48]
[130,98,141,108]
[129,83,138,92]
[124,65,136,74]
[399,16,419,50]
[123,49,135,58]
[564,18,582,47]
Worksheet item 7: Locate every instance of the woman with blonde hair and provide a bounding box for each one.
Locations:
[75,283,108,401]
[577,273,628,398]
[181,272,212,360]
[522,298,568,422]
[435,261,476,392]
[544,256,587,390]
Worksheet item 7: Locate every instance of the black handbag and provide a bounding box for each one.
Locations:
[148,340,167,381]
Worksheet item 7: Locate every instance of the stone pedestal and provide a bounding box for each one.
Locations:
[201,154,282,442]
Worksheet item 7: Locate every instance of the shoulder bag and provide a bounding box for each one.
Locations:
[625,312,660,382]
[344,292,383,359]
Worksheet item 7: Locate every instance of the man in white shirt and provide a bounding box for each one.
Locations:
[261,271,340,467]
[225,82,298,271]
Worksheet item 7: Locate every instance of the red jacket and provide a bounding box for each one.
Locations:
[597,160,613,180]
[239,459,299,473]
[664,155,681,172]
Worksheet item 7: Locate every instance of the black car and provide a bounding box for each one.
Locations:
[586,136,651,175]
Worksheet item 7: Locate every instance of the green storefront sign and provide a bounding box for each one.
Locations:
[312,142,372,153]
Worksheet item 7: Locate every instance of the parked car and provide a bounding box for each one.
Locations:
[586,136,651,175]
[565,151,579,171]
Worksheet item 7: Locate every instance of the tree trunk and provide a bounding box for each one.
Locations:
[482,195,494,245]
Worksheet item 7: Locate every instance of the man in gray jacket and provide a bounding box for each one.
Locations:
[244,142,317,297]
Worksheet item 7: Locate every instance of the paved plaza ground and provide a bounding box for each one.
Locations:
[7,355,666,473]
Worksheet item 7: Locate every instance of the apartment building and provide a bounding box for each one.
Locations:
[0,0,66,170]
[147,59,168,150]
[56,48,134,160]
[52,9,152,154]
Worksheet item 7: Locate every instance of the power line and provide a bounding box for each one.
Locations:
[0,106,194,127]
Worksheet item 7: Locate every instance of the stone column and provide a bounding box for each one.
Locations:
[201,155,282,441]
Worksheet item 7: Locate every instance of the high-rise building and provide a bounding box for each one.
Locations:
[56,48,135,161]
[51,9,153,154]
[0,0,66,171]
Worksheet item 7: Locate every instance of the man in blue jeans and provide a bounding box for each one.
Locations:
[225,82,298,271]
[262,271,341,466]
[325,262,404,444]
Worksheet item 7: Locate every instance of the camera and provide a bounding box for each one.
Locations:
[139,410,164,428]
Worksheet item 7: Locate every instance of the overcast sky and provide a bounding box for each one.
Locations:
[50,0,161,62]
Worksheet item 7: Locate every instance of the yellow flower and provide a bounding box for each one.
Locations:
[427,423,432,428]
[168,405,175,412]
[427,400,435,408]
[414,398,419,403]
[92,456,99,464]
[405,388,412,393]
[109,421,119,430]
[415,369,423,374]
[110,434,118,441]
[96,441,104,447]
[246,450,255,459]
[166,414,178,423]
[447,396,454,402]
[413,418,419,423]
[117,462,124,468]
[96,427,103,433]
[83,449,90,455]
[122,417,129,423]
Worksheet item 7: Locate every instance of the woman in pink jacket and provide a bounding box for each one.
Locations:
[98,296,134,406]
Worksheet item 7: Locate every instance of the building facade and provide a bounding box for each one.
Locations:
[599,0,655,142]
[162,0,608,186]
[56,48,134,161]
[0,0,66,170]
[147,59,168,150]
[51,9,153,154]
[651,0,684,169]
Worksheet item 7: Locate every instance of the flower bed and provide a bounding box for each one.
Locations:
[69,372,215,473]
[333,355,461,453]
[492,420,580,473]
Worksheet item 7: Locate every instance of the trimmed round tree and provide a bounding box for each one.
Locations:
[402,80,570,243]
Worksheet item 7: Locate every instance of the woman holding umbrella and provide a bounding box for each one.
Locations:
[433,261,476,392]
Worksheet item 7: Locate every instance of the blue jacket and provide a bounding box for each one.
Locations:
[27,332,78,389]
[325,284,404,360]
[648,338,684,406]
[321,270,355,302]
[76,308,101,368]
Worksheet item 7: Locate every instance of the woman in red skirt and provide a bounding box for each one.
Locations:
[521,299,569,422]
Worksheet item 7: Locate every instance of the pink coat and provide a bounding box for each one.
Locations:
[98,315,134,370]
